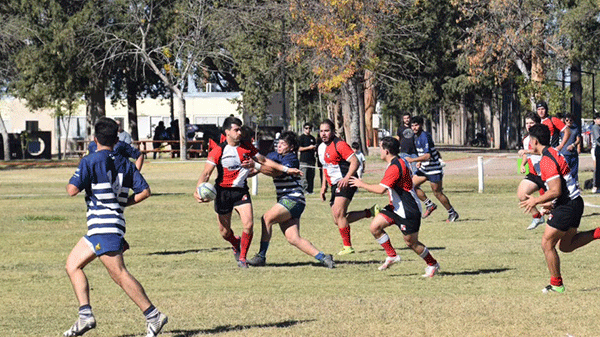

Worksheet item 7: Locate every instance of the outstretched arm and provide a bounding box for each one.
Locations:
[349,177,387,194]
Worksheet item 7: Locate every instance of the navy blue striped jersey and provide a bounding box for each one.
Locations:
[88,140,141,160]
[69,150,149,236]
[266,151,305,204]
[414,131,442,175]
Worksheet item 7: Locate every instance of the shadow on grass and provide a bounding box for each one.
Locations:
[151,192,188,196]
[148,247,229,256]
[581,212,600,218]
[117,319,314,337]
[439,267,511,276]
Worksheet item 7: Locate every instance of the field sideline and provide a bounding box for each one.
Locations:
[1,152,600,337]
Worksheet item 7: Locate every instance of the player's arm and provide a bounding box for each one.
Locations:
[520,177,560,213]
[135,154,144,171]
[66,184,80,196]
[556,124,571,151]
[320,169,328,201]
[194,162,216,202]
[253,154,302,176]
[126,188,151,206]
[337,154,359,188]
[407,152,430,163]
[349,177,386,194]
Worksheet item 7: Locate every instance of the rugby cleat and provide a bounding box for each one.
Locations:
[145,312,168,337]
[320,254,335,269]
[63,316,96,337]
[447,211,459,223]
[422,203,437,218]
[378,255,401,271]
[337,246,355,256]
[247,254,266,267]
[527,216,545,230]
[422,263,440,278]
[542,284,565,294]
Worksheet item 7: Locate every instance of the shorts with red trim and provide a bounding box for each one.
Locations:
[380,205,421,235]
[547,196,584,232]
[215,186,252,215]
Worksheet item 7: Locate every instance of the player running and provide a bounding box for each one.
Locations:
[406,116,459,222]
[318,119,380,256]
[194,117,301,268]
[246,131,335,268]
[350,137,440,276]
[520,124,600,293]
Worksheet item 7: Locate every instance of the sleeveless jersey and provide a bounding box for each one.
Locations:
[207,141,259,189]
[69,150,149,236]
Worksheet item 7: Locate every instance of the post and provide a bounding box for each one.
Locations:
[478,156,484,193]
[251,138,259,196]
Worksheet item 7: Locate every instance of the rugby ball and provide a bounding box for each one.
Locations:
[197,182,217,201]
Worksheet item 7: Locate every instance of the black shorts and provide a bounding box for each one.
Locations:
[548,196,584,231]
[329,183,357,207]
[524,173,546,191]
[380,205,421,235]
[214,186,252,215]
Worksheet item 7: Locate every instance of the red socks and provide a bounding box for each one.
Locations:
[240,232,253,261]
[339,226,352,247]
[594,228,600,240]
[550,276,563,287]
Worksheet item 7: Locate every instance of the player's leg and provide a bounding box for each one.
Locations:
[281,218,335,268]
[517,178,544,230]
[63,238,97,337]
[402,231,440,277]
[248,203,289,266]
[99,252,167,336]
[429,179,459,222]
[413,174,437,218]
[234,202,254,267]
[217,212,241,262]
[541,225,566,293]
[331,195,355,255]
[369,214,400,270]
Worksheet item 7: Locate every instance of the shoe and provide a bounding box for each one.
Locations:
[446,211,459,223]
[593,187,598,193]
[369,204,382,218]
[337,246,355,255]
[422,203,437,218]
[64,316,96,337]
[146,312,168,337]
[378,255,401,271]
[237,260,248,268]
[527,216,545,230]
[320,254,335,269]
[422,263,440,278]
[247,254,266,266]
[542,284,565,294]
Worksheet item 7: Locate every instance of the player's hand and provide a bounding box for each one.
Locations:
[194,188,209,203]
[241,159,254,169]
[416,162,421,169]
[338,176,350,188]
[520,165,526,174]
[519,194,538,214]
[518,149,525,156]
[320,187,327,201]
[349,176,362,188]
[287,168,303,176]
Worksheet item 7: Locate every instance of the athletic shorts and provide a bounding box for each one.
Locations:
[278,197,306,219]
[329,183,357,207]
[84,234,129,256]
[215,186,252,215]
[548,196,584,231]
[415,170,443,183]
[380,205,421,235]
[524,173,546,191]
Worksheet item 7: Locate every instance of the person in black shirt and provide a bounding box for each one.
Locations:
[298,123,317,193]
[397,112,417,155]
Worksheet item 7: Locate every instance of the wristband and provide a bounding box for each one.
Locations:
[254,162,262,170]
[283,165,289,173]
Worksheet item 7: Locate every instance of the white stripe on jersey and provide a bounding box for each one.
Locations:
[87,217,125,226]
[92,182,112,189]
[88,227,124,236]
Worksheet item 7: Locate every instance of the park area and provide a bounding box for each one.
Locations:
[2,151,600,336]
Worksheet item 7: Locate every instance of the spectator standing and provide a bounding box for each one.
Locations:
[351,142,366,178]
[397,112,417,156]
[116,119,132,145]
[152,121,167,159]
[559,113,581,182]
[298,123,317,194]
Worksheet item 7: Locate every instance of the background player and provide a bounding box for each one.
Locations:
[88,139,144,171]
[246,131,334,268]
[318,119,379,256]
[194,117,301,268]
[407,116,459,222]
[520,124,600,293]
[63,118,167,337]
[350,137,440,276]
[517,112,545,230]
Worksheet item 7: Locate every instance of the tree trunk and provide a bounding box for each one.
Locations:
[357,75,367,154]
[0,114,10,161]
[345,77,360,145]
[126,75,139,141]
[341,86,351,140]
[571,62,582,126]
[174,91,187,161]
[86,75,106,138]
[483,94,493,148]
[364,70,376,151]
[459,97,467,145]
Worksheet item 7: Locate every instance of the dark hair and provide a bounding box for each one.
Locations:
[524,112,541,124]
[303,123,312,129]
[555,112,565,119]
[402,112,412,118]
[595,113,600,120]
[529,124,551,146]
[381,136,400,156]
[564,113,575,120]
[536,101,548,111]
[320,119,335,132]
[95,117,119,147]
[222,116,242,130]
[279,131,299,152]
[410,115,424,126]
[351,142,359,149]
[241,125,254,143]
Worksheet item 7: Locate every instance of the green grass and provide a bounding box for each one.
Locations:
[1,156,600,337]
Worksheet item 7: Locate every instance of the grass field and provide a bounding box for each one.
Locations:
[2,152,600,337]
